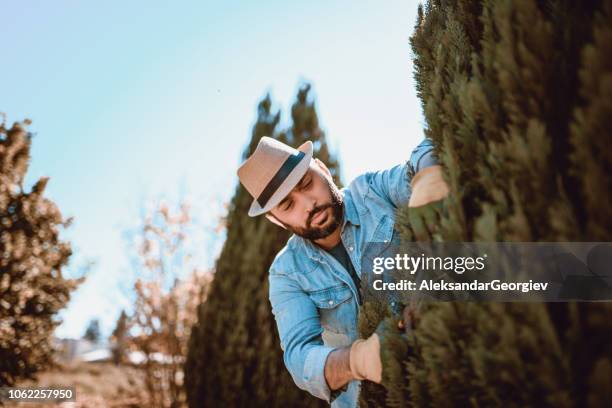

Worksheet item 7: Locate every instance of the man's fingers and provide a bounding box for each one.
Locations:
[424,200,443,236]
[408,207,431,241]
[408,201,444,240]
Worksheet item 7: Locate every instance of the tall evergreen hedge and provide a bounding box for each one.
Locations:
[359,1,612,406]
[184,85,340,407]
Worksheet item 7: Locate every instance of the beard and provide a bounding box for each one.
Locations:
[284,176,344,241]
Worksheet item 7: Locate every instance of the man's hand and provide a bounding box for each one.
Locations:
[349,332,382,383]
[348,307,416,384]
[323,335,382,391]
[326,302,421,390]
[407,165,450,240]
[408,165,449,208]
[324,347,353,392]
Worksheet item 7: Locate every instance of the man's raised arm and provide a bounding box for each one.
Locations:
[363,138,449,209]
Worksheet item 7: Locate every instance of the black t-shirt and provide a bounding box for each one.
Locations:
[328,241,362,305]
[326,241,362,402]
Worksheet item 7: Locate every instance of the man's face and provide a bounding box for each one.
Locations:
[268,161,343,241]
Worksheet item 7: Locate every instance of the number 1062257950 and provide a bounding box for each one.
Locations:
[0,386,76,402]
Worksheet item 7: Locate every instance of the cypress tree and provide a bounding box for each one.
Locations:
[185,85,339,407]
[359,1,612,406]
[110,310,130,365]
[83,318,101,343]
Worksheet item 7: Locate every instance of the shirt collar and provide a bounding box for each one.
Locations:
[341,187,360,228]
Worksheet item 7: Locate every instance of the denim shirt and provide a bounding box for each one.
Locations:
[268,138,437,408]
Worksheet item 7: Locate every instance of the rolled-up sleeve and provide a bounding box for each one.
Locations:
[268,270,335,402]
[409,137,438,174]
[365,138,439,208]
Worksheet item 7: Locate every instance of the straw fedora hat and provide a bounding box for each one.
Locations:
[237,136,313,217]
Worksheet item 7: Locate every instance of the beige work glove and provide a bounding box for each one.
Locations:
[349,304,420,384]
[349,333,382,383]
[408,165,450,208]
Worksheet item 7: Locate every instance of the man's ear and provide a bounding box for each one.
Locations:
[314,158,332,180]
[265,212,287,230]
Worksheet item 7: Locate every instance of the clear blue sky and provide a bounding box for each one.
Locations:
[1,0,425,339]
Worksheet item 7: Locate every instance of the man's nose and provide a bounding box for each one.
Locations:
[303,195,317,214]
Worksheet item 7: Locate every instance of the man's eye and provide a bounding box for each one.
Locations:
[304,179,312,189]
[284,201,293,211]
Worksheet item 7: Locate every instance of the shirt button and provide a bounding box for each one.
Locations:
[349,246,354,251]
[384,239,389,243]
[328,300,334,305]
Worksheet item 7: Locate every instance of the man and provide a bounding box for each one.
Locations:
[237,136,449,407]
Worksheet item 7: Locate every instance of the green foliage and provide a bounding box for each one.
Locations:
[569,0,612,240]
[83,318,101,343]
[110,310,130,365]
[360,0,612,406]
[393,303,571,407]
[0,118,82,386]
[184,85,339,407]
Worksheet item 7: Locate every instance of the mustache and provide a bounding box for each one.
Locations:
[307,204,332,226]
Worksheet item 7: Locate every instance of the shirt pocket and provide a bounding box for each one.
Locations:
[309,284,353,334]
[362,215,402,303]
[364,214,400,259]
